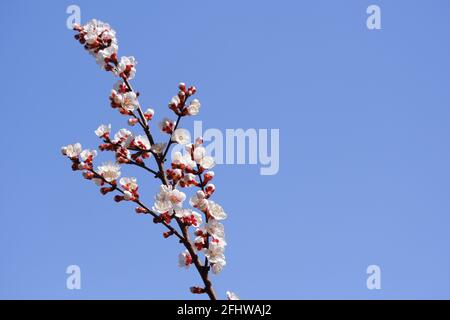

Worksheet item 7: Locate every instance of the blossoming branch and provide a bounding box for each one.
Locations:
[61,19,239,300]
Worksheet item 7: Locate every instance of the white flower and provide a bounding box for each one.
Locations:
[95,124,111,138]
[211,259,226,275]
[112,128,133,145]
[186,99,201,115]
[96,44,118,68]
[208,201,227,220]
[182,173,197,186]
[116,56,137,80]
[192,146,215,169]
[204,241,225,264]
[113,80,127,93]
[189,190,209,211]
[226,291,240,300]
[200,156,215,169]
[172,151,186,167]
[150,143,166,155]
[61,143,82,158]
[153,185,186,214]
[206,219,225,239]
[175,209,203,227]
[133,135,150,150]
[121,91,140,112]
[119,177,138,200]
[169,95,180,107]
[110,89,123,105]
[83,19,115,45]
[171,128,191,145]
[99,27,116,44]
[159,118,175,133]
[172,151,196,169]
[119,177,138,190]
[193,146,205,163]
[144,108,154,120]
[97,161,121,182]
[194,235,205,250]
[80,149,97,161]
[178,250,192,268]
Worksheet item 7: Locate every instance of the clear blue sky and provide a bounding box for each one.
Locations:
[1,0,450,299]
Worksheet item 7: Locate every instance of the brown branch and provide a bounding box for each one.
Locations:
[116,77,218,300]
[87,168,185,242]
[162,113,183,162]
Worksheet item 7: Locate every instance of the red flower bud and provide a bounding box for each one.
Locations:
[135,207,149,214]
[163,231,174,238]
[114,195,124,202]
[190,286,205,294]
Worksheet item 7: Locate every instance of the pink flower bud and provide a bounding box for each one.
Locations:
[203,171,214,183]
[205,183,216,196]
[83,171,94,180]
[128,118,138,126]
[188,86,197,96]
[135,207,149,214]
[144,108,154,120]
[190,286,205,294]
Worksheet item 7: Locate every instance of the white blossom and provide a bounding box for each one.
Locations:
[170,95,180,107]
[211,259,226,275]
[153,185,186,214]
[172,151,196,169]
[182,173,197,186]
[97,161,121,182]
[200,156,215,170]
[95,124,111,138]
[204,240,226,264]
[206,219,225,239]
[61,143,82,158]
[208,201,227,220]
[192,146,215,169]
[150,143,166,155]
[121,92,140,112]
[83,19,117,46]
[171,128,191,145]
[175,209,203,227]
[116,56,137,80]
[186,99,201,115]
[144,108,154,120]
[159,118,175,133]
[119,177,138,200]
[112,128,133,146]
[189,190,209,211]
[133,135,150,150]
[178,250,192,268]
[193,146,205,163]
[226,291,240,300]
[96,44,118,69]
[80,149,97,161]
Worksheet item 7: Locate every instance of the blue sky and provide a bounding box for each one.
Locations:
[1,0,450,299]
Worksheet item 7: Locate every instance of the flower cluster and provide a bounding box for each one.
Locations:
[73,19,136,80]
[63,19,236,300]
[162,138,228,275]
[61,142,138,202]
